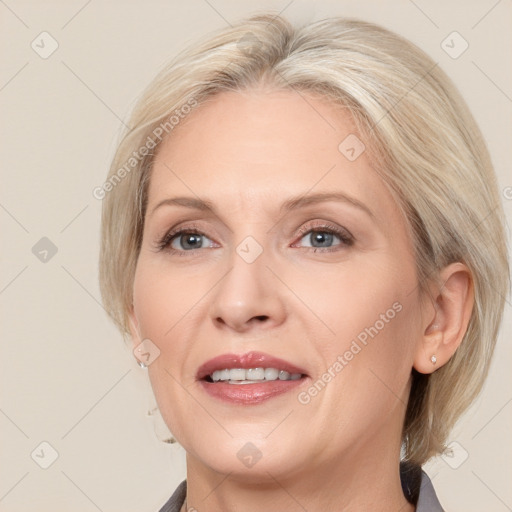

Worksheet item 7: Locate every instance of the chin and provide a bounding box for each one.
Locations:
[188,434,308,480]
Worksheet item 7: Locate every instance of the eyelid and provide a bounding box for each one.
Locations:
[153,221,215,252]
[154,219,354,254]
[291,221,354,248]
[294,220,353,240]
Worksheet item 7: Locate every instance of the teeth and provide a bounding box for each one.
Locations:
[210,367,303,383]
[264,368,279,380]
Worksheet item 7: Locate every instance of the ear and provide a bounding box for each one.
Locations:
[413,262,474,374]
[128,306,143,349]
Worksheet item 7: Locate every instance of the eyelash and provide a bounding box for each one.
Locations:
[155,221,354,256]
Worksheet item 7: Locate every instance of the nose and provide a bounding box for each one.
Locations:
[209,245,287,333]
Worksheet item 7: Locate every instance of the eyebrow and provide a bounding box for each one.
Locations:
[149,191,375,219]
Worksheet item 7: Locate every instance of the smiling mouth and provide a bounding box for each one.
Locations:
[202,367,306,384]
[196,351,310,404]
[199,372,309,405]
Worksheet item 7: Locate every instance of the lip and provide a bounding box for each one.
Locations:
[199,378,309,405]
[196,351,308,380]
[196,351,310,405]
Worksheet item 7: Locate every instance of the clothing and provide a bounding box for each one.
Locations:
[158,461,444,512]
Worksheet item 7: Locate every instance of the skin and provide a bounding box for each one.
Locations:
[129,88,474,511]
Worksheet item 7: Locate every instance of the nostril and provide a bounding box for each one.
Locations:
[253,315,268,322]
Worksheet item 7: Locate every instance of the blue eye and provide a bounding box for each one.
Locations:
[299,230,341,248]
[158,229,215,253]
[292,225,354,253]
[156,222,353,255]
[171,232,209,251]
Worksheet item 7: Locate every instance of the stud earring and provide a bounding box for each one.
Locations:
[137,360,147,369]
[430,355,437,365]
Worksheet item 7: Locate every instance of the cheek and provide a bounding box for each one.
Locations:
[132,259,205,339]
[287,257,418,400]
[335,296,419,421]
[132,262,200,439]
[283,255,413,346]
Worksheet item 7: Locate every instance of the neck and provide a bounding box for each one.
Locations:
[183,434,415,511]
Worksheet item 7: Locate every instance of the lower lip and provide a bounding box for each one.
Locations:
[199,378,308,405]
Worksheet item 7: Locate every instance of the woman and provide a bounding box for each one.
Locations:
[98,13,509,512]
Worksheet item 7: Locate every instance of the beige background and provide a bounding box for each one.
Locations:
[1,1,511,511]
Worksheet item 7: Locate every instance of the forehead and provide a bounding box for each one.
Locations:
[148,89,398,221]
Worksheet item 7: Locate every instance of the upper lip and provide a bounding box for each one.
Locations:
[196,351,308,380]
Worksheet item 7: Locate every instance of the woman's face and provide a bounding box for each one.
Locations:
[131,89,426,479]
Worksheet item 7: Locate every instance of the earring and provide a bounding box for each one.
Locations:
[137,360,147,369]
[430,355,437,365]
[147,406,178,444]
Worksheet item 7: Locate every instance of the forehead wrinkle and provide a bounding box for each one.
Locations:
[149,190,375,222]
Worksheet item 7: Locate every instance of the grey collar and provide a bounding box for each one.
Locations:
[159,462,444,511]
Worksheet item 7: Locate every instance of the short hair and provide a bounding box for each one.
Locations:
[98,13,509,465]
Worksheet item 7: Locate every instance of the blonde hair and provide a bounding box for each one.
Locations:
[99,13,510,465]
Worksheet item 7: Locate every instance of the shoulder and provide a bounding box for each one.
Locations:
[400,461,445,512]
[158,479,187,512]
[159,468,445,512]
[416,469,445,512]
